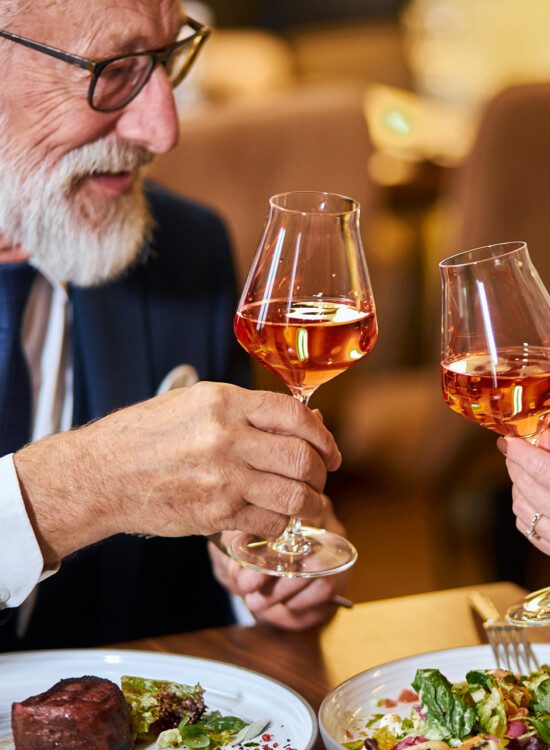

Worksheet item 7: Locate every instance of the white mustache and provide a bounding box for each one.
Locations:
[55,139,154,188]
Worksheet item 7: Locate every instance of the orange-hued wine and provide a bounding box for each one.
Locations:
[441,346,550,438]
[235,298,378,392]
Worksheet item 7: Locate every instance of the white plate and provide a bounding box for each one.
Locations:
[319,643,550,750]
[0,648,316,749]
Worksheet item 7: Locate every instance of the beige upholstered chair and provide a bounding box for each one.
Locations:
[452,82,550,287]
[148,84,435,433]
[149,84,383,423]
[149,84,374,282]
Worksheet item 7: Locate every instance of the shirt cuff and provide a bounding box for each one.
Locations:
[0,454,46,607]
[230,593,256,626]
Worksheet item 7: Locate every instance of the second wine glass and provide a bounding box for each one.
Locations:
[230,191,378,578]
[440,240,550,624]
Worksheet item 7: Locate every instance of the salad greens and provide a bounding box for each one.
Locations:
[120,675,269,748]
[411,669,477,740]
[343,665,550,750]
[157,713,270,749]
[121,675,205,741]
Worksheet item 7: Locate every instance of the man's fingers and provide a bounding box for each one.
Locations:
[233,566,274,594]
[243,469,327,522]
[229,503,288,539]
[254,601,337,631]
[207,541,244,595]
[300,494,346,534]
[241,427,327,492]
[243,572,348,613]
[244,577,309,612]
[247,392,341,471]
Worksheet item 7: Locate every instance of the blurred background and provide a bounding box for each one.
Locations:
[149,0,550,603]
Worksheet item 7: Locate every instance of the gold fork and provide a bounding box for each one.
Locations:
[470,591,539,673]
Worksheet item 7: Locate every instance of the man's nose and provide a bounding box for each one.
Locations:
[115,66,179,153]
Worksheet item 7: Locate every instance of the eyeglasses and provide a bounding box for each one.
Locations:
[0,17,210,113]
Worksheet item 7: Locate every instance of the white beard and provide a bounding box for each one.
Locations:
[0,136,155,286]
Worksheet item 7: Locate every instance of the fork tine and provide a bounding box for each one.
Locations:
[499,627,514,671]
[505,626,524,673]
[486,622,538,674]
[517,628,539,673]
[485,625,503,669]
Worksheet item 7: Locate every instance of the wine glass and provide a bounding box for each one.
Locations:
[229,191,378,578]
[440,240,550,625]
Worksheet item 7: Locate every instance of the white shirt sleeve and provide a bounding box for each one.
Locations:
[230,593,256,626]
[0,454,45,608]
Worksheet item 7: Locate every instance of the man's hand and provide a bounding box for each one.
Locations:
[14,382,341,566]
[499,430,550,553]
[208,495,352,631]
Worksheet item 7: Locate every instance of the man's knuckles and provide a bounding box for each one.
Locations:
[287,438,326,489]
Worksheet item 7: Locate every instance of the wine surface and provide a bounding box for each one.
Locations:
[235,299,378,393]
[441,346,550,438]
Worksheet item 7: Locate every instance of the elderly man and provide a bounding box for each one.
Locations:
[0,0,349,650]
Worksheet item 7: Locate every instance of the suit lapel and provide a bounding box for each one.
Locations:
[69,268,154,640]
[70,269,154,422]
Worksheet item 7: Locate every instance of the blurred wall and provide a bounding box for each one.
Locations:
[204,0,407,28]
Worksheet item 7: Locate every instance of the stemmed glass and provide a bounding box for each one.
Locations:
[229,191,378,578]
[440,241,550,625]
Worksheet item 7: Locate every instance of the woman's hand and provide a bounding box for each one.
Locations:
[499,430,550,552]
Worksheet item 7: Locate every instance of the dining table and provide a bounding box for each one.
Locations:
[118,581,550,749]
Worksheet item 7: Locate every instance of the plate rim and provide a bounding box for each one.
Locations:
[0,647,318,750]
[318,642,550,749]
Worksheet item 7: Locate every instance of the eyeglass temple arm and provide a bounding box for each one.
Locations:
[170,25,211,87]
[0,29,94,72]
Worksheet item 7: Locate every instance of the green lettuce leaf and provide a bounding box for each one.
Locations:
[466,671,494,692]
[412,669,477,740]
[531,717,550,743]
[477,687,507,738]
[121,675,205,740]
[532,678,550,714]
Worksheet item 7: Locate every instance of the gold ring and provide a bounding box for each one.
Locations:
[525,513,543,539]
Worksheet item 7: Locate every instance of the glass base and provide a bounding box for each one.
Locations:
[506,587,550,626]
[227,525,358,578]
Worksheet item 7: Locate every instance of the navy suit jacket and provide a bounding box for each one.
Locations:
[4,184,250,651]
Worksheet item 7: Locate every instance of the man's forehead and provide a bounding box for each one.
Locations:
[20,0,184,54]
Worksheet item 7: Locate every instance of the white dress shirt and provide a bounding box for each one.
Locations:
[0,272,255,627]
[0,272,70,613]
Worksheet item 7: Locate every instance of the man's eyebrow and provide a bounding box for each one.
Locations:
[99,20,185,58]
[97,34,149,56]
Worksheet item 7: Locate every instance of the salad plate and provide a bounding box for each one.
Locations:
[319,643,550,750]
[0,648,316,749]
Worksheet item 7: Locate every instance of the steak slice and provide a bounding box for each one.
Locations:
[11,675,132,750]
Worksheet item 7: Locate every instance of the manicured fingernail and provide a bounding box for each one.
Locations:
[312,408,324,422]
[497,437,508,455]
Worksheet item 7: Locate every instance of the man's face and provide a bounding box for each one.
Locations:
[0,0,181,285]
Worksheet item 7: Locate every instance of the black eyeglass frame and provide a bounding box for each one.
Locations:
[0,16,211,112]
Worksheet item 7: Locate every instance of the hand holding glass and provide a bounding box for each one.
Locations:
[230,191,378,578]
[440,241,550,624]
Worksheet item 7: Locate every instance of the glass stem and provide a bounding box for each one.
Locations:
[270,391,313,555]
